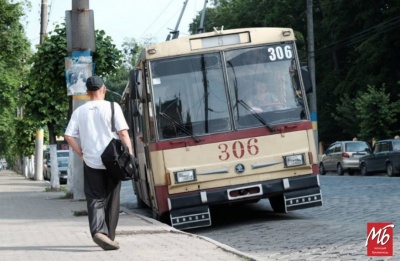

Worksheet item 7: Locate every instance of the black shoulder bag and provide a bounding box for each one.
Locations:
[101,102,138,181]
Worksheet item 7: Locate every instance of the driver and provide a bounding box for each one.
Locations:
[246,81,280,112]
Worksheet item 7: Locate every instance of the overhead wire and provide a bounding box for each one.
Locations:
[46,0,53,33]
[152,9,181,38]
[315,15,400,54]
[309,0,400,54]
[139,0,174,39]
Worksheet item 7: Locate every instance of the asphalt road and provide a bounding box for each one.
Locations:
[120,173,400,260]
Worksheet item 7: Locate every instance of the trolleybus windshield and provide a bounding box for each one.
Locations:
[151,43,306,141]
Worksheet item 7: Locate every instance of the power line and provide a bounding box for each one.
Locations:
[47,0,54,32]
[316,15,400,54]
[139,0,174,39]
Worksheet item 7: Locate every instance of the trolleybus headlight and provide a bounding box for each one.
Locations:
[174,169,196,183]
[283,154,305,167]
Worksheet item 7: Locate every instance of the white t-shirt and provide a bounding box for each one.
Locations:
[65,100,129,169]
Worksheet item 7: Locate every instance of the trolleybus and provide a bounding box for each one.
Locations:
[121,27,322,230]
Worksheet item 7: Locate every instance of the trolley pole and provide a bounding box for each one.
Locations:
[307,0,318,155]
[66,0,95,200]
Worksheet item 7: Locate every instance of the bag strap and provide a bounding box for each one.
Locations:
[110,102,116,132]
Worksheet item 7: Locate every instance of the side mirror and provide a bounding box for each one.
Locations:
[129,69,140,100]
[301,66,313,94]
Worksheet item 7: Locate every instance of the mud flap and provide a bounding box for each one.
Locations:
[285,187,323,212]
[170,205,211,230]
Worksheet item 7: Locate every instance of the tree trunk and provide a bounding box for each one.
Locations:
[49,144,60,190]
[48,123,60,190]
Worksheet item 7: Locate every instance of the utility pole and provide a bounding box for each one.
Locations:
[65,0,95,200]
[307,0,319,155]
[34,0,47,181]
[40,0,47,44]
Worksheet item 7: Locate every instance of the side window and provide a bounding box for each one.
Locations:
[381,142,390,152]
[334,144,341,153]
[393,141,400,151]
[374,143,382,153]
[326,145,334,154]
[374,142,389,153]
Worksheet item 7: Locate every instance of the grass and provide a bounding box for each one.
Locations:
[44,185,67,192]
[73,209,88,216]
[44,185,74,199]
[43,185,87,216]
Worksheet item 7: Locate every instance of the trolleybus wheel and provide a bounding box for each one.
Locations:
[136,194,147,209]
[152,209,171,225]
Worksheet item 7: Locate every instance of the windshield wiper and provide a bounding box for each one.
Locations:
[159,112,200,142]
[237,100,274,131]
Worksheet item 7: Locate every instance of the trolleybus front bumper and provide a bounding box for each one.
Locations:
[168,174,322,230]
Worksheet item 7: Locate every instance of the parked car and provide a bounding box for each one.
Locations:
[319,141,371,175]
[359,139,400,177]
[43,150,69,181]
[53,157,69,184]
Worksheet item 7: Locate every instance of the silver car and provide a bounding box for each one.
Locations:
[319,141,371,175]
[46,156,69,184]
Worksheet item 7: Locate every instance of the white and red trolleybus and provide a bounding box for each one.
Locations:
[121,27,322,230]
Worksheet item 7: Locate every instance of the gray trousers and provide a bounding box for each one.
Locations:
[83,163,121,240]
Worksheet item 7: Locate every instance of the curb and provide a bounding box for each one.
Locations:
[121,206,258,261]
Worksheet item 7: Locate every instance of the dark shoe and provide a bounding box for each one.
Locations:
[93,233,120,250]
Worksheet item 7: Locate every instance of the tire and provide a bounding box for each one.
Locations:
[348,169,355,176]
[319,163,326,175]
[337,163,344,176]
[269,195,287,213]
[136,193,147,208]
[386,162,395,177]
[152,209,170,225]
[360,163,368,176]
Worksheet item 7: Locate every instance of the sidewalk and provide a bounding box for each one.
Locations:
[0,170,256,261]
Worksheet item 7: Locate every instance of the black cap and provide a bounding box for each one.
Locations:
[86,75,104,91]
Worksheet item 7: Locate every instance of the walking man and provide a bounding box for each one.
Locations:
[65,75,132,250]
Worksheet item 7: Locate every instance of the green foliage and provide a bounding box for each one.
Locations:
[92,30,123,77]
[121,38,142,70]
[0,0,31,161]
[355,85,400,141]
[315,0,400,142]
[104,38,146,102]
[104,67,129,102]
[332,94,360,139]
[14,118,37,156]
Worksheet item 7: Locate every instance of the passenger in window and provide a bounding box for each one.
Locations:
[246,81,281,113]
